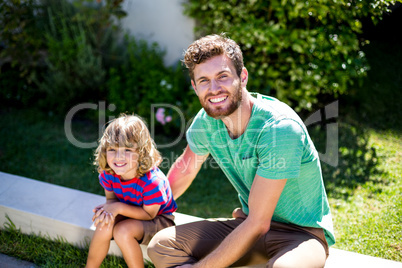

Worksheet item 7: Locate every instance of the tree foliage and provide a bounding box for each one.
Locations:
[0,0,127,112]
[184,0,400,110]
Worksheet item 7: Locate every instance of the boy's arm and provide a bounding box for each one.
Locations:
[111,202,161,220]
[167,145,209,199]
[102,189,161,220]
[93,190,161,228]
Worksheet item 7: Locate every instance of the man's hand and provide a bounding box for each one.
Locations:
[232,207,247,219]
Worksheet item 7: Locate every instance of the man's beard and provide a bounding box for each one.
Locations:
[200,83,242,119]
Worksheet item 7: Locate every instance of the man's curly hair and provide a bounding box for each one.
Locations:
[94,114,162,177]
[183,33,244,81]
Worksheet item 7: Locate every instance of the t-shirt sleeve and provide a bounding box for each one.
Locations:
[186,112,210,156]
[99,172,113,191]
[256,119,306,180]
[143,177,169,206]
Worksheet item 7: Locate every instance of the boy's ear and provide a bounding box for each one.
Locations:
[191,80,198,96]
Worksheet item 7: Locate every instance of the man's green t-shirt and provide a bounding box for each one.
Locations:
[186,93,335,246]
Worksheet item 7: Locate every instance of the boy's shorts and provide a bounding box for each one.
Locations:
[141,214,175,245]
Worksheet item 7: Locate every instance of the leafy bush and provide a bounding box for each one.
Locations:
[0,0,127,114]
[0,0,44,80]
[36,0,129,114]
[0,0,46,105]
[183,0,400,111]
[37,6,106,113]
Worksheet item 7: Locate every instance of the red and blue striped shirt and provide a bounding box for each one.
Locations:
[99,167,177,215]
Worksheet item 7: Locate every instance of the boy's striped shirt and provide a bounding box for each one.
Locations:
[99,167,177,215]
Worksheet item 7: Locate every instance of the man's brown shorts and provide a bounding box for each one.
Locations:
[141,214,175,245]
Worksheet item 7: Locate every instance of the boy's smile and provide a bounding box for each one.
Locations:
[114,163,127,167]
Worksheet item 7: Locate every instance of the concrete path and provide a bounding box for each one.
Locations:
[0,254,37,268]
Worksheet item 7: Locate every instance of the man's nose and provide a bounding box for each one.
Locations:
[210,79,221,92]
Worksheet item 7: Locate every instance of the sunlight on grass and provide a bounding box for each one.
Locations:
[329,129,402,261]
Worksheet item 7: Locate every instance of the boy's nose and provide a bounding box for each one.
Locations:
[115,149,125,160]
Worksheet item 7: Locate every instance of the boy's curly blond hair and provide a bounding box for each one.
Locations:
[183,33,244,82]
[94,114,162,177]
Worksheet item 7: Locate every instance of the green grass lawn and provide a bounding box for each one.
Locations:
[329,129,402,260]
[0,217,133,268]
[1,40,401,266]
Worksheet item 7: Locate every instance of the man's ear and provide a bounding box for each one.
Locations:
[191,80,198,96]
[240,67,248,85]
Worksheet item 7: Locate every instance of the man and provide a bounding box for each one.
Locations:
[148,34,335,268]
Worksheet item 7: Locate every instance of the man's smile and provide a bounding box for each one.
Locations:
[209,95,228,104]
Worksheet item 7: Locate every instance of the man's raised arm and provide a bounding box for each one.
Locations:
[167,145,209,199]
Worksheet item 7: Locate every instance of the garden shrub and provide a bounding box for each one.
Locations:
[183,0,400,111]
[0,0,127,114]
[36,0,129,114]
[38,12,107,114]
[0,0,46,106]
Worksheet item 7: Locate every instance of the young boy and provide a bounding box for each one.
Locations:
[86,114,177,268]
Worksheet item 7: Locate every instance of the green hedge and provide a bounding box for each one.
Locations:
[183,0,400,111]
[0,0,125,112]
[2,0,398,127]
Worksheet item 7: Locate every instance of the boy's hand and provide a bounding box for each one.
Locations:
[92,204,105,222]
[93,210,115,230]
[101,202,120,216]
[92,203,117,230]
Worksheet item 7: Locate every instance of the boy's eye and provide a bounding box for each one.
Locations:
[107,148,115,152]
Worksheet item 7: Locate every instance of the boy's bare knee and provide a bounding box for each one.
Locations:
[112,221,129,241]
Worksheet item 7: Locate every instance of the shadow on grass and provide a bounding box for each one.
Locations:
[348,5,402,134]
[308,14,402,199]
[308,115,382,200]
[344,40,402,134]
